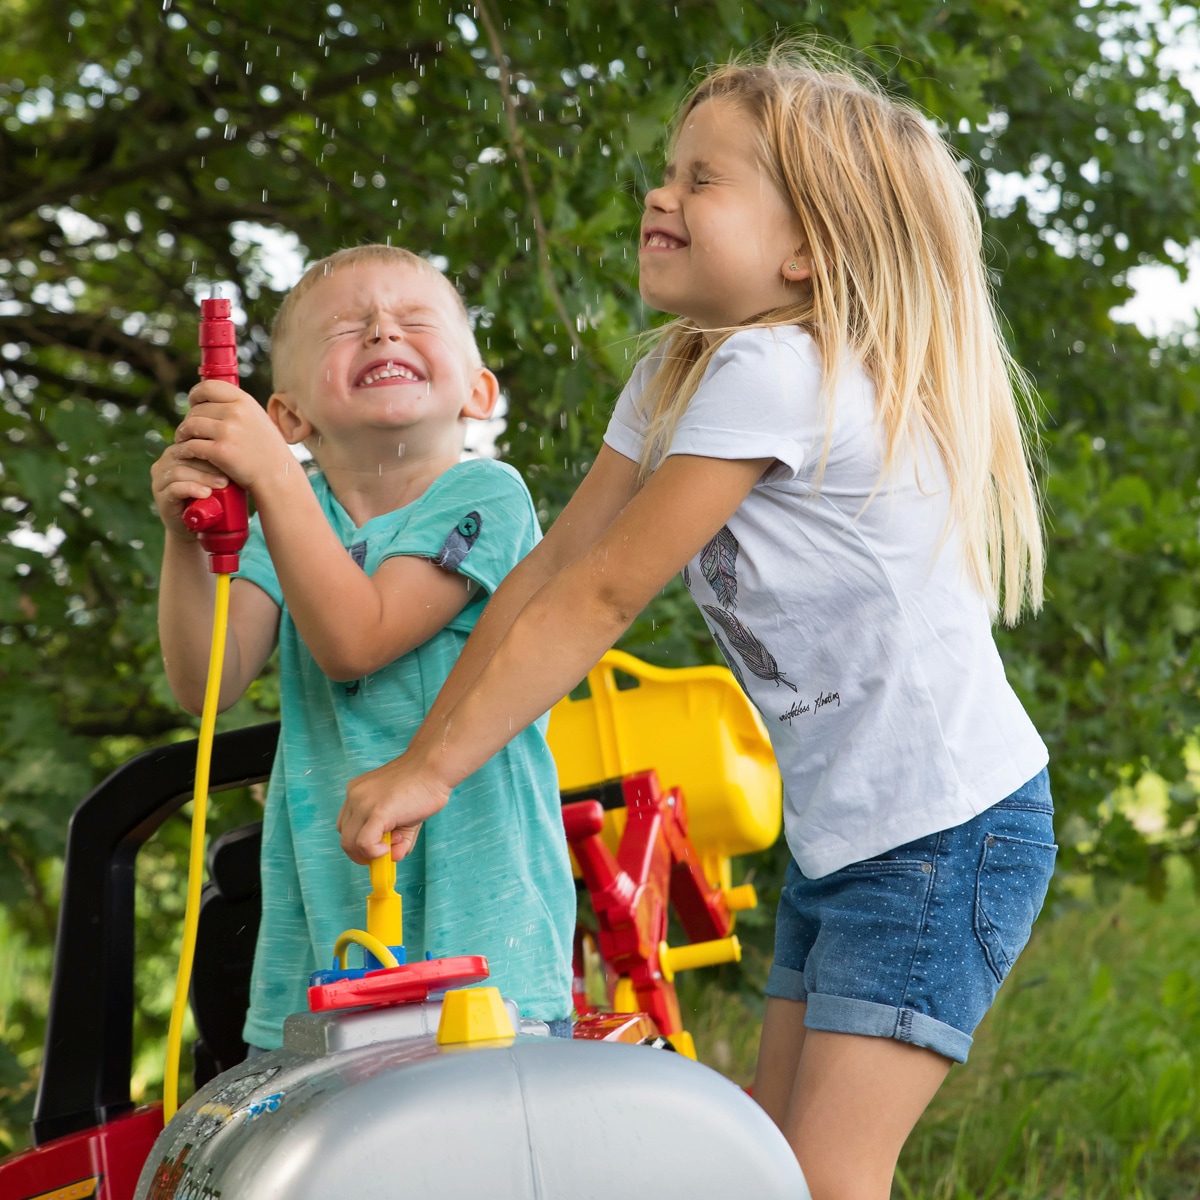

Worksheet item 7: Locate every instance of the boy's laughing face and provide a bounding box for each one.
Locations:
[269,261,494,455]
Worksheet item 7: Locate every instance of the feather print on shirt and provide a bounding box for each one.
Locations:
[699,525,739,610]
[703,604,798,692]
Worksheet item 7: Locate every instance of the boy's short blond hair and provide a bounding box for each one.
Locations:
[269,245,481,389]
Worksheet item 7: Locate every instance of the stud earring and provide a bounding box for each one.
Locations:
[790,261,799,272]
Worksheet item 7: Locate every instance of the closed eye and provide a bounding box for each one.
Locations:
[325,323,366,340]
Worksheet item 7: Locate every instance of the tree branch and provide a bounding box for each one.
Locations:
[475,0,584,360]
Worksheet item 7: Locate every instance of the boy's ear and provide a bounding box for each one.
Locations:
[459,367,500,422]
[267,392,315,444]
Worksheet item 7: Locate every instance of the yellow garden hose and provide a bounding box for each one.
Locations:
[163,570,231,1122]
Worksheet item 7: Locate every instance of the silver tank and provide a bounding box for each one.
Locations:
[135,998,810,1199]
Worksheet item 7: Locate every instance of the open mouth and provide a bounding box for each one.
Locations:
[642,229,687,250]
[355,359,423,387]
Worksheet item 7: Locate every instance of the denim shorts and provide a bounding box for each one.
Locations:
[765,769,1056,1063]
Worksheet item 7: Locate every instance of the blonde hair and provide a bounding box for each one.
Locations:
[269,244,481,387]
[637,45,1044,624]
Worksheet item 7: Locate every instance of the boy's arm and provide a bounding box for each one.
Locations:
[255,487,478,681]
[175,379,477,683]
[152,443,280,714]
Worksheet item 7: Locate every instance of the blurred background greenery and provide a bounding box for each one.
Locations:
[3,0,1200,1192]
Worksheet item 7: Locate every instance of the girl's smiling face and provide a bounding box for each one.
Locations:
[639,99,807,333]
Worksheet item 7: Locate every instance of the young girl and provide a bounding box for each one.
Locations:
[338,48,1056,1200]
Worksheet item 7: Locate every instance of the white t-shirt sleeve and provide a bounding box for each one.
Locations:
[603,328,822,477]
[602,351,657,463]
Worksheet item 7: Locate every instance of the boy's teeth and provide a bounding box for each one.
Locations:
[360,362,419,385]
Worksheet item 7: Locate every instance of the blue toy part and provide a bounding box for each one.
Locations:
[363,944,405,972]
[309,944,406,988]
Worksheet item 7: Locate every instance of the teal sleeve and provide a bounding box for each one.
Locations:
[232,511,283,607]
[375,459,539,598]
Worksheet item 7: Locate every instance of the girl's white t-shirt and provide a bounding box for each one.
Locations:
[603,326,1048,878]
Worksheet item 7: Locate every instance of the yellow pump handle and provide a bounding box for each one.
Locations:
[366,831,403,947]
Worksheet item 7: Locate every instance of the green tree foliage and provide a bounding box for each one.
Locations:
[2,0,1200,1147]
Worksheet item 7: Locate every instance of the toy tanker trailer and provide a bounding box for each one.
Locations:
[137,987,808,1199]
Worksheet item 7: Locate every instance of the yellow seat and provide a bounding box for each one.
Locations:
[547,650,782,889]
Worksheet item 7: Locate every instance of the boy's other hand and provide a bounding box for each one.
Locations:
[151,442,229,538]
[339,753,451,863]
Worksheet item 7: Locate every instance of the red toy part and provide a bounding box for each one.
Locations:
[564,770,737,1040]
[570,1012,660,1045]
[307,955,490,1013]
[0,1105,162,1200]
[196,298,238,387]
[183,297,248,574]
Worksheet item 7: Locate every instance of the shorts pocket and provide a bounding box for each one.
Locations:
[841,857,932,876]
[974,834,1057,984]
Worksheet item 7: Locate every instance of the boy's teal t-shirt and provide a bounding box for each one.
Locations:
[235,459,575,1049]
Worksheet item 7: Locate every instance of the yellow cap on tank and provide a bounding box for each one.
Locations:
[436,986,516,1045]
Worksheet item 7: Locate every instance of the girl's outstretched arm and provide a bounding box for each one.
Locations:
[338,449,771,862]
[413,444,644,729]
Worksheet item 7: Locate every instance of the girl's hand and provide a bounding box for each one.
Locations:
[339,751,453,864]
[173,379,292,492]
[150,442,229,539]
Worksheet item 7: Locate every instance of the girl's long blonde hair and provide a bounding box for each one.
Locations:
[637,45,1044,625]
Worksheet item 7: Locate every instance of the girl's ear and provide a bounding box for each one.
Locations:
[781,250,813,284]
[459,367,500,422]
[268,392,315,444]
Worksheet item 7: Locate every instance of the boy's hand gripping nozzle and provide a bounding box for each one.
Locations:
[183,298,249,574]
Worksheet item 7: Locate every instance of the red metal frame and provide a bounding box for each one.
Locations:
[0,1106,163,1200]
[563,769,735,1040]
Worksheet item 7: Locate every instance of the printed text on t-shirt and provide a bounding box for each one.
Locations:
[779,691,841,725]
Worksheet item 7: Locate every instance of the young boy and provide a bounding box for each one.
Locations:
[152,245,575,1050]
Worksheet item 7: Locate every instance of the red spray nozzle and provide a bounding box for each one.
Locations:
[186,297,249,574]
[198,297,239,386]
[183,486,249,574]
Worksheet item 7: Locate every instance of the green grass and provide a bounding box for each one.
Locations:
[679,857,1200,1199]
